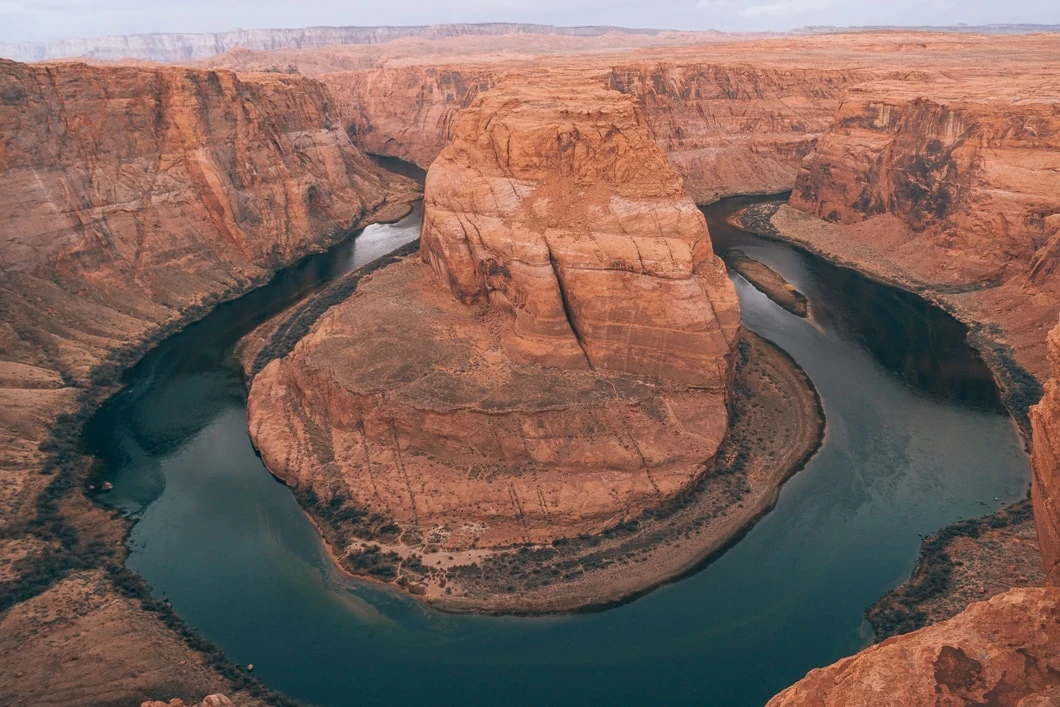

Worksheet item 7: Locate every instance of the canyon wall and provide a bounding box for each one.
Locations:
[325,61,864,203]
[1031,324,1060,586]
[780,80,1060,379]
[330,66,501,168]
[246,77,739,573]
[0,57,412,703]
[606,63,865,203]
[790,82,1060,288]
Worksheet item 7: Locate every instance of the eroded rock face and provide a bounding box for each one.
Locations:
[246,78,739,553]
[330,61,863,203]
[768,587,1060,707]
[421,78,741,387]
[780,80,1060,380]
[791,83,1060,288]
[1031,324,1060,585]
[0,58,411,703]
[334,66,500,168]
[607,63,864,203]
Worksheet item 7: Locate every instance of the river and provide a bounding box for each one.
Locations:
[84,196,1030,706]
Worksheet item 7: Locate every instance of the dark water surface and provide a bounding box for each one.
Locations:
[85,196,1029,706]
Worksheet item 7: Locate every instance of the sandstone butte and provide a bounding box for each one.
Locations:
[246,76,741,561]
[0,57,415,704]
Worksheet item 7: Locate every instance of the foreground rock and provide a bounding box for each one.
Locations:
[768,587,1060,707]
[1031,324,1060,586]
[245,78,769,608]
[0,57,415,704]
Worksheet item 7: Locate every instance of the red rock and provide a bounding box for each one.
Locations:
[246,77,739,555]
[769,587,1060,707]
[1031,324,1060,586]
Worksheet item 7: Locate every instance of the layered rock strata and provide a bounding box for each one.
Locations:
[246,79,741,589]
[780,79,1060,381]
[0,57,414,703]
[1030,324,1060,585]
[606,63,864,203]
[0,59,412,530]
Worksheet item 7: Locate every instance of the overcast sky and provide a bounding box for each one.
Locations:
[1,0,1057,44]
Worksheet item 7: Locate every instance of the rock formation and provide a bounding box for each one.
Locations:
[778,77,1060,379]
[768,586,1060,706]
[0,57,414,703]
[420,77,741,384]
[1031,323,1060,586]
[246,77,740,563]
[606,63,864,203]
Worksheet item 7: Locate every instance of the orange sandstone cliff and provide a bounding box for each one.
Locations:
[245,77,742,602]
[1031,324,1060,585]
[776,77,1060,380]
[327,61,861,205]
[0,57,412,704]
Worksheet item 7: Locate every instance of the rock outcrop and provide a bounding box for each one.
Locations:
[768,586,1060,707]
[420,77,741,385]
[142,695,234,707]
[246,78,740,569]
[1031,324,1060,586]
[0,57,413,703]
[779,78,1060,379]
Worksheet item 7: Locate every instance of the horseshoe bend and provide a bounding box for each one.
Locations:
[242,77,825,611]
[0,21,1058,707]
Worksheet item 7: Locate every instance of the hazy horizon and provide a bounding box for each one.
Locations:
[1,0,1058,45]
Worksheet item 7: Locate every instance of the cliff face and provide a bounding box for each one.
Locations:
[1031,324,1060,586]
[769,78,1060,383]
[329,66,500,168]
[768,586,1060,706]
[246,78,739,569]
[0,57,411,703]
[606,63,865,203]
[0,60,408,386]
[420,78,741,385]
[329,61,864,203]
[790,84,1060,287]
